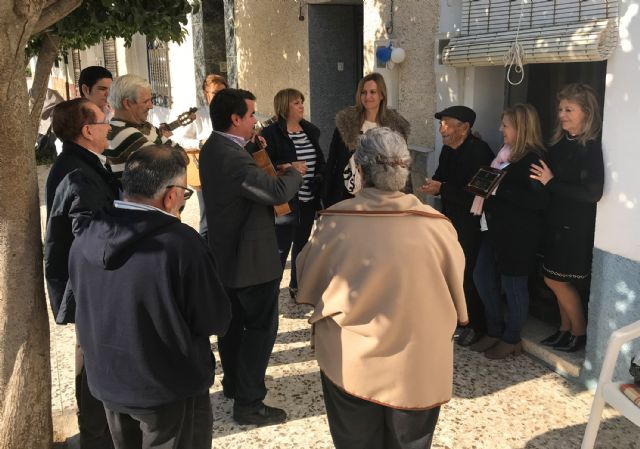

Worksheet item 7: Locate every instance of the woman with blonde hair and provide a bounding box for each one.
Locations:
[261,88,325,299]
[530,84,604,352]
[470,104,549,359]
[323,72,410,207]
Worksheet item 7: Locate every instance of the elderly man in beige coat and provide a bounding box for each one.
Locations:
[297,127,468,449]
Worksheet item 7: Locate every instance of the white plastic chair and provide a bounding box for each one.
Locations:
[581,320,640,449]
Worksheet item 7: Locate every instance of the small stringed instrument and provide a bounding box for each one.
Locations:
[251,149,291,217]
[159,107,198,133]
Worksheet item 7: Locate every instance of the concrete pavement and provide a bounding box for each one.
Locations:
[38,165,639,449]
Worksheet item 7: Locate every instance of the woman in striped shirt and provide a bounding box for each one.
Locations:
[262,88,326,299]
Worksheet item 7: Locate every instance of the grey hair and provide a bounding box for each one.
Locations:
[108,74,151,111]
[355,127,411,192]
[122,145,187,199]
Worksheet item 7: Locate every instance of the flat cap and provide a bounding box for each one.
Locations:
[435,106,476,127]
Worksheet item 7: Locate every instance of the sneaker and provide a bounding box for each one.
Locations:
[233,403,287,426]
[540,330,570,347]
[456,327,482,347]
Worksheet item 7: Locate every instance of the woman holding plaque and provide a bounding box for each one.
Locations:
[530,84,604,352]
[470,104,548,359]
[262,88,325,300]
[323,73,410,207]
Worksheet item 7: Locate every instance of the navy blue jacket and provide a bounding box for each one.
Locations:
[69,206,231,411]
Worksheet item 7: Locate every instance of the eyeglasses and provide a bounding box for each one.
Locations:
[167,184,194,200]
[86,119,110,126]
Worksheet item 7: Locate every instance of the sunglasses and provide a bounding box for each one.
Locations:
[167,185,194,200]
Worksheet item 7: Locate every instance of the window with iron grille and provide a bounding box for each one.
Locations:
[147,39,172,108]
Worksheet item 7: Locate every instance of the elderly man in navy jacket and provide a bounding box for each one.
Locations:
[69,146,231,448]
[44,98,119,449]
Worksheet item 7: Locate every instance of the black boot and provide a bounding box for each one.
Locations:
[540,330,571,347]
[554,334,586,352]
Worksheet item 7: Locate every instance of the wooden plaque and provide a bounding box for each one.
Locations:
[465,166,506,198]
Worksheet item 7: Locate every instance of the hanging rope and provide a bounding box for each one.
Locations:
[504,0,527,86]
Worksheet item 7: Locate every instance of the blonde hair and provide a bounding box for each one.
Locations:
[354,73,388,126]
[273,88,305,120]
[550,83,601,146]
[502,104,545,162]
[203,74,228,91]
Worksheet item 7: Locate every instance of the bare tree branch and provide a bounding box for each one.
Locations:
[32,0,82,36]
[29,34,60,137]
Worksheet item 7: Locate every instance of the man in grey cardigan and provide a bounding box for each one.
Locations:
[199,88,304,426]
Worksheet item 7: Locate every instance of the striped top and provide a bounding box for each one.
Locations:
[105,120,181,174]
[289,130,317,202]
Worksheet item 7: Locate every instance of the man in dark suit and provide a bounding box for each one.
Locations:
[199,88,304,426]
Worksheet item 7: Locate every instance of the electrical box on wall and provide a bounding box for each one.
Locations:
[373,40,399,109]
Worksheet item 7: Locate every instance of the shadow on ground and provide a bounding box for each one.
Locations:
[212,370,325,439]
[452,346,586,399]
[523,417,638,449]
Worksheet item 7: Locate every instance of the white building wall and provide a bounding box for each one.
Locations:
[595,0,640,262]
[434,0,503,178]
[80,44,105,69]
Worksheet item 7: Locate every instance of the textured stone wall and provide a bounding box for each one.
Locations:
[233,0,311,117]
[363,0,438,150]
[363,0,439,193]
[581,249,640,388]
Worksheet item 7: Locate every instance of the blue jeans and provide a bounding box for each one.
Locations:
[473,235,529,344]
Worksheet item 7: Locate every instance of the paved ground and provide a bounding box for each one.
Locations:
[38,166,639,449]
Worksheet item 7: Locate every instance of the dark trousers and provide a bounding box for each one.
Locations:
[76,343,114,449]
[103,393,212,449]
[218,279,280,407]
[275,200,316,289]
[473,235,530,344]
[321,373,440,449]
[456,224,486,333]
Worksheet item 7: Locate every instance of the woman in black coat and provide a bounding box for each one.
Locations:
[323,73,410,207]
[261,88,325,299]
[530,84,604,352]
[470,104,549,359]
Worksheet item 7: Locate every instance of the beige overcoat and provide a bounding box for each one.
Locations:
[296,188,468,410]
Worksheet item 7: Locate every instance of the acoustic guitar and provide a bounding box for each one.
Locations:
[159,107,198,134]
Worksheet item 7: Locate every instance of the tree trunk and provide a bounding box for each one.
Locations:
[0,3,53,449]
[29,34,61,137]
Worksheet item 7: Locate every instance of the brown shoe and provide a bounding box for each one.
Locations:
[469,335,500,353]
[484,341,523,359]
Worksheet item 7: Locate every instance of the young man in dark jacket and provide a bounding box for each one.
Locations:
[69,145,231,448]
[44,98,119,449]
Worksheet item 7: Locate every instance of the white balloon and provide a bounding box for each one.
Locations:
[391,47,406,64]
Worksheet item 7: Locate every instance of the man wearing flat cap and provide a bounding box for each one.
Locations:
[420,105,494,347]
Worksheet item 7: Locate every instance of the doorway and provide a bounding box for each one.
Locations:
[308,3,363,155]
